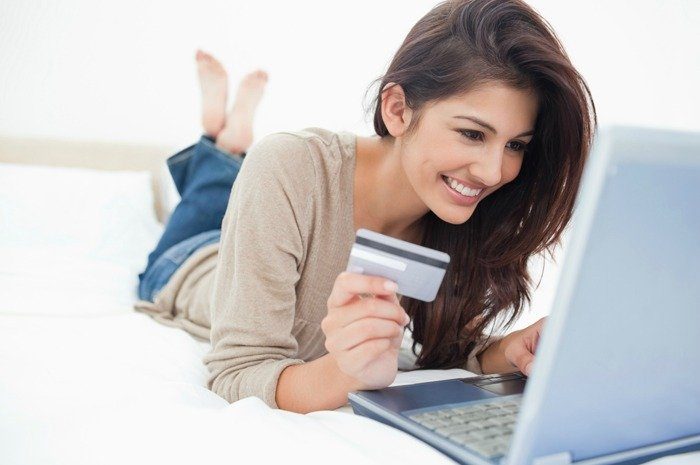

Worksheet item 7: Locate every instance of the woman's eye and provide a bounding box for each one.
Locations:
[459,129,483,141]
[459,130,529,152]
[507,141,528,152]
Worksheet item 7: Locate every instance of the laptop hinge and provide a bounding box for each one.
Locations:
[532,451,573,465]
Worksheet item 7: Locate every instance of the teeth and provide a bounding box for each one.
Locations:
[444,176,482,197]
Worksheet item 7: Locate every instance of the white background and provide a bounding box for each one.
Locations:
[1,0,698,146]
[1,0,698,329]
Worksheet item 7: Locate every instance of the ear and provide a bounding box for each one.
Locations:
[380,82,413,137]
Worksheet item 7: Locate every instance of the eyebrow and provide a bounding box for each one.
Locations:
[453,115,534,138]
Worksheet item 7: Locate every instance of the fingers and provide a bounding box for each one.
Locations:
[373,290,401,306]
[325,295,408,330]
[345,338,393,372]
[532,331,541,354]
[325,317,403,353]
[513,349,535,376]
[506,332,538,376]
[327,271,399,309]
[322,271,408,386]
[515,317,548,374]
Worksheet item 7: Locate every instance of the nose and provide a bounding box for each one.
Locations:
[470,146,504,187]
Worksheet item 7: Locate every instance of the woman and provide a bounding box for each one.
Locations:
[135,0,596,413]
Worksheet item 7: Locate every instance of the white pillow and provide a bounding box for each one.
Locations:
[0,162,162,261]
[0,162,164,314]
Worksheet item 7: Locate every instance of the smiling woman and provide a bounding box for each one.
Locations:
[360,0,597,373]
[133,0,596,413]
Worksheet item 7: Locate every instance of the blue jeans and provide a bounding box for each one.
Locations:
[137,135,245,301]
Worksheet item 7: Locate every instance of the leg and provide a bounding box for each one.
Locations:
[147,64,269,263]
[137,56,269,301]
[138,229,222,302]
[138,135,244,301]
[196,50,228,138]
[215,69,268,154]
[146,135,244,266]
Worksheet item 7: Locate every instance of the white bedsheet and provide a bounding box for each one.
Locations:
[4,312,697,465]
[0,310,472,465]
[0,228,471,464]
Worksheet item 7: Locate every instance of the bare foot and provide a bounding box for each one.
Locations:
[196,49,228,138]
[216,69,269,155]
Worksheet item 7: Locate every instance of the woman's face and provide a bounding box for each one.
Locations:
[400,83,539,225]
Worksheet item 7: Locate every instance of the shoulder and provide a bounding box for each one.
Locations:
[243,127,355,181]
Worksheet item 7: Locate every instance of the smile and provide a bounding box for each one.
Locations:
[441,175,483,197]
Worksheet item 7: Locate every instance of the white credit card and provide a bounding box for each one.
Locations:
[345,228,451,302]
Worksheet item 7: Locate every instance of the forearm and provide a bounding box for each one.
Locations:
[477,332,519,374]
[276,353,364,413]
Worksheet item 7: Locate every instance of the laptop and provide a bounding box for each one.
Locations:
[348,125,700,465]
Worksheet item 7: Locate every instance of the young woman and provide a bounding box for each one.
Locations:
[135,0,596,414]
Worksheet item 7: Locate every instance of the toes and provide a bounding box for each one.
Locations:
[196,50,218,67]
[243,70,269,83]
[196,49,211,62]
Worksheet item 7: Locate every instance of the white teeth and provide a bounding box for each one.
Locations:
[444,176,482,197]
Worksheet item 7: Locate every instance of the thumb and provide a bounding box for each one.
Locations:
[514,351,535,376]
[508,336,536,375]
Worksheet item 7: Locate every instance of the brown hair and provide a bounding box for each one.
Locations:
[364,0,597,368]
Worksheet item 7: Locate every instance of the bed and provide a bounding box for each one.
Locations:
[0,135,479,464]
[2,136,693,465]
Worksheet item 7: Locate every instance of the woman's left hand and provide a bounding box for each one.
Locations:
[500,316,547,376]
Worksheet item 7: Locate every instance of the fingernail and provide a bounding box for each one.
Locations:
[384,281,398,291]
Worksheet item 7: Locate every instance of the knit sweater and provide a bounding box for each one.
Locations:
[134,127,494,409]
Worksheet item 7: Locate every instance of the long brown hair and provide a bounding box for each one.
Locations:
[365,0,597,368]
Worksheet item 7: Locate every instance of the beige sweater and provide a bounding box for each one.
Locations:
[134,127,493,409]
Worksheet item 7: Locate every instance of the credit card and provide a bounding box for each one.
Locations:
[345,228,451,302]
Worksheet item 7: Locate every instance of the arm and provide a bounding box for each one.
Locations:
[276,353,364,413]
[204,133,314,408]
[476,336,514,374]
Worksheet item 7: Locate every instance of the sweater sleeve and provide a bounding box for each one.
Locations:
[203,132,314,408]
[463,334,504,374]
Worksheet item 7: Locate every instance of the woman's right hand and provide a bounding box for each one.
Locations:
[322,270,411,390]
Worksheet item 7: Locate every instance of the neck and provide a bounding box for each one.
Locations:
[353,134,428,243]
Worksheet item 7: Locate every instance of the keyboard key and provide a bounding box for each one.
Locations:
[485,426,510,436]
[436,423,480,436]
[470,428,497,440]
[449,432,483,446]
[469,411,489,421]
[471,441,506,459]
[495,414,516,425]
[413,418,444,430]
[453,405,475,414]
[409,413,432,422]
[482,418,502,427]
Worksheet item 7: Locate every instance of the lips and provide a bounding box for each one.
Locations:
[441,174,486,191]
[441,175,484,206]
[441,175,483,197]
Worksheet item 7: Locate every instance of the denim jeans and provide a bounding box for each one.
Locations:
[137,135,245,301]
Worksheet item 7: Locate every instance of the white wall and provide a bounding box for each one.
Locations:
[1,0,698,147]
[1,0,698,330]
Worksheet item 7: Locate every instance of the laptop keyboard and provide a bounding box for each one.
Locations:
[407,397,520,459]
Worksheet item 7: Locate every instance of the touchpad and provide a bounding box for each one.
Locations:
[461,372,527,396]
[476,378,527,396]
